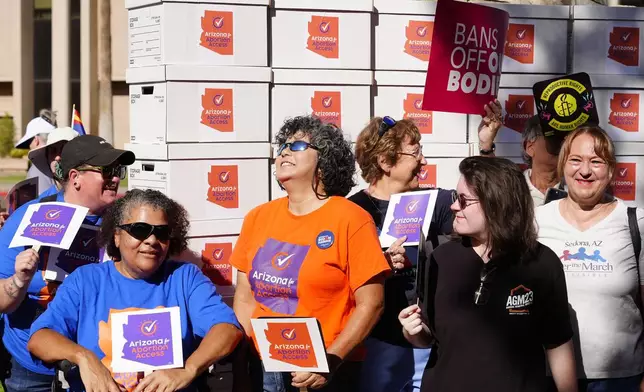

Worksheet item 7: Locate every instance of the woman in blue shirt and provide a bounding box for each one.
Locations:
[27,189,242,392]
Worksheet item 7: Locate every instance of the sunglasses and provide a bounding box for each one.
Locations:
[474,264,498,306]
[378,116,397,138]
[277,141,319,156]
[77,165,127,180]
[451,190,479,210]
[118,223,171,242]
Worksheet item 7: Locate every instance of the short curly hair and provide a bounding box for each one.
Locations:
[355,117,422,184]
[98,189,189,261]
[275,116,356,198]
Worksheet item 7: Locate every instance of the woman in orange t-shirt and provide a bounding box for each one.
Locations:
[230,116,390,392]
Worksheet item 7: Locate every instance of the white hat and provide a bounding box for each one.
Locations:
[15,117,56,149]
[27,127,80,178]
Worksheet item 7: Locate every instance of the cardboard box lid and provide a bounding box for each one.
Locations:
[589,74,644,89]
[126,142,272,160]
[272,0,372,12]
[273,69,373,85]
[126,143,169,161]
[615,143,644,156]
[373,0,436,15]
[168,142,272,159]
[189,219,244,237]
[422,143,470,158]
[127,65,272,84]
[375,71,426,87]
[126,0,269,9]
[499,74,562,89]
[487,4,571,19]
[574,5,644,20]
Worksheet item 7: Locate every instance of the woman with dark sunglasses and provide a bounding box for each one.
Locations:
[398,156,577,392]
[26,189,242,392]
[230,115,389,392]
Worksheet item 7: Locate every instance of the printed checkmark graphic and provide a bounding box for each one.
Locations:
[82,238,94,247]
[284,329,295,339]
[414,100,423,110]
[418,26,427,36]
[517,29,526,39]
[623,32,632,41]
[517,100,526,110]
[214,95,224,105]
[623,98,632,108]
[419,170,428,180]
[320,22,330,32]
[145,320,158,333]
[620,168,628,177]
[407,200,420,212]
[214,17,224,28]
[220,171,229,181]
[47,211,61,219]
[323,97,332,107]
[277,254,294,267]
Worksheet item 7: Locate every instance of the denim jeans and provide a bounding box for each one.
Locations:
[252,357,361,392]
[581,374,643,392]
[4,358,53,392]
[359,338,430,392]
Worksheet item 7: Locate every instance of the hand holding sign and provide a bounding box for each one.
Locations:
[422,0,509,115]
[13,249,39,288]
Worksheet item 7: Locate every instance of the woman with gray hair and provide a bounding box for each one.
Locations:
[231,115,390,392]
[521,116,566,207]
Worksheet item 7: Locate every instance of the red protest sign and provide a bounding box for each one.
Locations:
[422,0,509,115]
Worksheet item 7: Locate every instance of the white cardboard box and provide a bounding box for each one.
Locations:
[375,14,434,71]
[574,20,644,75]
[467,74,559,144]
[179,236,240,297]
[588,75,644,142]
[272,0,372,11]
[127,143,270,237]
[375,14,567,74]
[127,65,271,144]
[374,71,467,144]
[128,2,268,68]
[271,10,371,69]
[127,0,269,6]
[271,69,373,142]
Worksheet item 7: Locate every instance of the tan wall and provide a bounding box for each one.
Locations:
[112,0,127,81]
[113,94,129,149]
[0,0,17,82]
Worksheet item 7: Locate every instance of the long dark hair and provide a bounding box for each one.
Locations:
[459,156,538,261]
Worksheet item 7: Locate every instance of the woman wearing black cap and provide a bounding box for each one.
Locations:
[0,135,136,392]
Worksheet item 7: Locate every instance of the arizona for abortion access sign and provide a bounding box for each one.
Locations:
[422,0,509,115]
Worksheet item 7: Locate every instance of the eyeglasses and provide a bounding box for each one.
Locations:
[117,223,171,242]
[474,264,498,306]
[77,165,127,180]
[277,141,319,156]
[451,190,479,210]
[398,146,424,160]
[378,116,397,138]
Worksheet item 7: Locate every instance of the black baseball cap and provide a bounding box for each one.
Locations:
[60,135,136,177]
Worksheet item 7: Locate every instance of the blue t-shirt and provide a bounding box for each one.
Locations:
[30,260,240,391]
[0,191,101,375]
[38,185,59,198]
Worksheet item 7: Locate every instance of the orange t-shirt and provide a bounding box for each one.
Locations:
[230,196,389,355]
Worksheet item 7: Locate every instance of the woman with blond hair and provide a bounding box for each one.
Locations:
[536,126,644,391]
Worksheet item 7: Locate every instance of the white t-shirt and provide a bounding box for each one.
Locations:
[536,199,644,379]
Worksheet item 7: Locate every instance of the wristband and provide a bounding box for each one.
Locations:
[479,142,496,156]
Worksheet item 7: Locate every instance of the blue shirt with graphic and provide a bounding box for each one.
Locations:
[30,260,240,389]
[0,191,101,375]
